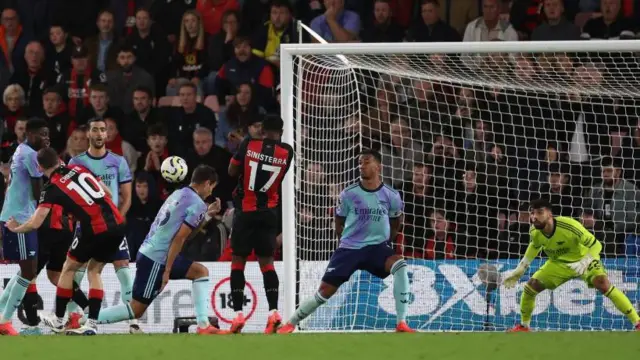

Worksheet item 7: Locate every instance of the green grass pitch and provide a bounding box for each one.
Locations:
[2,333,639,360]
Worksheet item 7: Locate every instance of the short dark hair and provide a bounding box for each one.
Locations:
[118,43,135,55]
[359,148,382,163]
[147,124,168,138]
[529,198,552,212]
[233,36,251,48]
[26,118,48,133]
[87,117,107,127]
[134,85,153,98]
[37,147,60,170]
[90,83,108,94]
[271,0,292,11]
[178,82,197,94]
[42,87,61,98]
[421,0,440,6]
[601,156,622,168]
[191,164,218,184]
[262,115,283,133]
[222,9,240,23]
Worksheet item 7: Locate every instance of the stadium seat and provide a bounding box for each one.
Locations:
[157,96,176,107]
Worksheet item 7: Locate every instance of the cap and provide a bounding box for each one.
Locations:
[71,45,89,59]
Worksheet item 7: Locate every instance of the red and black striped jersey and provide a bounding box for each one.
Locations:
[43,205,75,232]
[38,165,124,236]
[231,137,293,212]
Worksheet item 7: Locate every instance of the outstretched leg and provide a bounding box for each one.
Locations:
[593,275,640,328]
[510,278,545,332]
[384,255,413,332]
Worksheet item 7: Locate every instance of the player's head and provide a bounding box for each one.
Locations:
[26,117,50,150]
[37,147,61,173]
[262,114,283,140]
[601,156,622,188]
[358,148,382,180]
[190,164,218,199]
[529,198,553,230]
[87,117,107,149]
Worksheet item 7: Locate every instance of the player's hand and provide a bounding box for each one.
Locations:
[160,270,170,293]
[502,267,525,288]
[5,217,19,232]
[207,198,222,217]
[568,255,594,276]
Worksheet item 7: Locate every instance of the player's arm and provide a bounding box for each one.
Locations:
[163,223,192,281]
[334,189,350,239]
[228,137,250,178]
[117,158,133,216]
[99,180,113,199]
[8,206,51,233]
[565,218,603,275]
[388,190,404,242]
[25,151,43,201]
[503,228,542,288]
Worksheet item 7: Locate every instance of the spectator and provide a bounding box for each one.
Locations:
[509,0,544,39]
[196,0,240,35]
[150,0,196,46]
[252,0,298,69]
[85,10,120,72]
[13,0,54,40]
[167,10,208,97]
[104,116,138,171]
[9,41,47,113]
[167,82,216,156]
[0,116,26,162]
[404,208,457,259]
[407,0,460,42]
[55,45,107,122]
[241,0,273,35]
[380,117,425,186]
[51,0,105,44]
[216,82,265,150]
[498,202,531,258]
[310,0,360,42]
[463,0,518,41]
[360,0,405,43]
[581,157,640,255]
[582,0,635,39]
[0,8,31,73]
[532,0,582,40]
[123,86,167,152]
[205,10,241,95]
[110,0,148,37]
[126,171,162,260]
[45,25,73,80]
[1,83,25,139]
[465,119,494,164]
[138,123,171,199]
[401,163,435,254]
[78,83,125,127]
[186,127,233,206]
[296,0,327,25]
[62,126,88,163]
[106,44,155,114]
[41,88,69,153]
[215,36,275,110]
[535,162,575,217]
[125,8,171,97]
[437,0,479,36]
[227,116,263,153]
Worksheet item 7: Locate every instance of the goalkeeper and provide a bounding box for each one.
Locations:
[504,198,640,332]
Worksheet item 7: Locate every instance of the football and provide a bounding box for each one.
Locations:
[160,156,188,183]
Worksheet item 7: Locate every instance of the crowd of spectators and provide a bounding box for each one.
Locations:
[0,0,638,263]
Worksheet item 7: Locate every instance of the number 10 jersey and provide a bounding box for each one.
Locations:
[38,165,124,237]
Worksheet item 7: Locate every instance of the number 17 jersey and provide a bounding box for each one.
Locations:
[231,137,294,212]
[38,165,124,236]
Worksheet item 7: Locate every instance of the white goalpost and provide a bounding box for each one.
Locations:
[280,40,640,331]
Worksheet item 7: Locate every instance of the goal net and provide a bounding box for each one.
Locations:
[281,39,640,332]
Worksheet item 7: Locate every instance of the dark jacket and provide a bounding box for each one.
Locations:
[166,103,216,156]
[84,35,121,72]
[185,145,234,205]
[78,105,125,128]
[150,0,196,38]
[42,111,70,152]
[9,67,50,113]
[54,67,107,119]
[407,20,460,42]
[124,25,172,75]
[361,20,405,43]
[170,37,209,80]
[0,27,31,73]
[215,56,274,108]
[207,31,235,73]
[44,37,73,79]
[531,18,581,41]
[14,0,54,40]
[106,66,155,114]
[122,107,168,152]
[51,0,108,40]
[109,0,149,37]
[126,172,162,260]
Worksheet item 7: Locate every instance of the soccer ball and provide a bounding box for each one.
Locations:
[161,156,188,183]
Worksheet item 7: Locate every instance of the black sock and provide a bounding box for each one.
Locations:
[72,281,89,310]
[88,289,104,320]
[230,269,246,312]
[23,291,40,326]
[262,269,279,311]
[55,287,72,319]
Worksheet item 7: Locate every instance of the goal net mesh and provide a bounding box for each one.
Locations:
[291,49,640,331]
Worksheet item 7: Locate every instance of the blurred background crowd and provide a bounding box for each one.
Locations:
[0,0,638,263]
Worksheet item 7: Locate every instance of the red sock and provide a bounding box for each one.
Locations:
[27,284,37,293]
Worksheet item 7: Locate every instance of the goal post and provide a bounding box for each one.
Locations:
[280,40,640,331]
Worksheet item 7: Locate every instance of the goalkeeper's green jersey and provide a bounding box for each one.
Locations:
[528,216,599,263]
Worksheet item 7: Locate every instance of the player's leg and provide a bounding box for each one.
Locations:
[41,254,86,333]
[585,262,640,329]
[228,210,252,333]
[0,229,38,336]
[111,236,141,333]
[278,248,358,334]
[182,258,225,334]
[256,210,281,333]
[381,252,413,332]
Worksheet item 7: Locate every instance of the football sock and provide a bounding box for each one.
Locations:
[0,275,29,323]
[71,281,89,310]
[55,286,73,319]
[520,284,538,327]
[230,263,246,312]
[192,277,211,328]
[604,286,640,325]
[88,288,104,321]
[67,268,87,314]
[261,264,279,311]
[290,292,327,326]
[115,267,133,303]
[0,274,18,312]
[391,259,409,322]
[98,303,134,324]
[23,284,40,326]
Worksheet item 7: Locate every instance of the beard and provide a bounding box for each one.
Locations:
[532,221,545,229]
[91,139,105,149]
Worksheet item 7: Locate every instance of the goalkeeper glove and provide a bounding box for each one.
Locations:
[503,259,530,288]
[568,254,594,276]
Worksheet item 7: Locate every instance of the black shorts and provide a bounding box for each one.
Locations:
[37,228,74,273]
[68,225,126,264]
[231,209,278,257]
